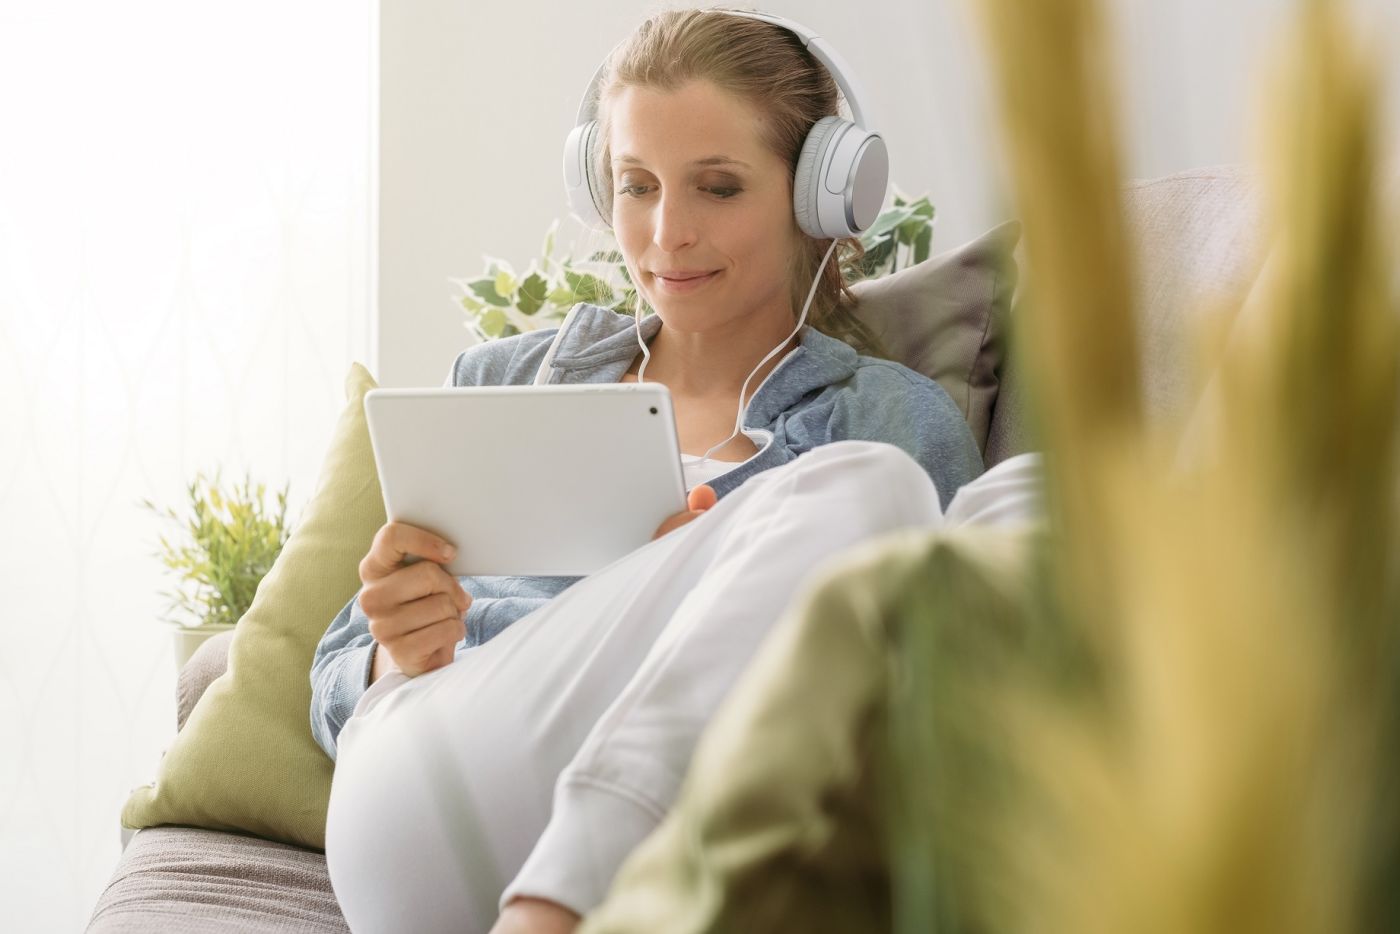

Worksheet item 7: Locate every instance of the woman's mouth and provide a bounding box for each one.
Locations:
[653,270,721,293]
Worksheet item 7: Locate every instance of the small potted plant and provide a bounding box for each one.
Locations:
[140,469,293,671]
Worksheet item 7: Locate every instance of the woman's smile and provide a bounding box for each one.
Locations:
[653,269,722,293]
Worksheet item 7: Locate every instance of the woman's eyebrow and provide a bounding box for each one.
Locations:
[613,154,752,169]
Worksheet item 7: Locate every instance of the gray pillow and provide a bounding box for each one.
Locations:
[849,220,1021,455]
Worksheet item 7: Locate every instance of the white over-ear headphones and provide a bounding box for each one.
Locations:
[562,8,889,240]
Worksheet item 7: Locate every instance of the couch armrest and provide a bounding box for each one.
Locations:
[176,629,236,731]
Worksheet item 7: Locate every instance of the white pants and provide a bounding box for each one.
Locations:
[325,443,1040,933]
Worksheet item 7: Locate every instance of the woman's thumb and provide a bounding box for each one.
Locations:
[687,484,717,512]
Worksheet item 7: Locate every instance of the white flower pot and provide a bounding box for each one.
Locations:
[171,623,236,672]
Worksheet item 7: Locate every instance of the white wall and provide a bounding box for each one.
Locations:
[0,3,374,931]
[376,0,1399,389]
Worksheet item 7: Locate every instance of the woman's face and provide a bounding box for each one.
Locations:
[606,79,800,336]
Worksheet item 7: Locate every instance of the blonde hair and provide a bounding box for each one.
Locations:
[595,6,888,357]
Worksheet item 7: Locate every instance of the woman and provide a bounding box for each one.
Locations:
[312,9,986,933]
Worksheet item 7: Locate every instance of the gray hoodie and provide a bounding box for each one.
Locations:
[309,303,983,758]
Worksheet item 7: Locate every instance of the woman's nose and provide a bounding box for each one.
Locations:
[652,193,698,253]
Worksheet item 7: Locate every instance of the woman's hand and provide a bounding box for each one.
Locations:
[490,897,580,934]
[652,484,718,540]
[358,521,471,679]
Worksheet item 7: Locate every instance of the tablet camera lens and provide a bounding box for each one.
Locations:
[649,406,658,415]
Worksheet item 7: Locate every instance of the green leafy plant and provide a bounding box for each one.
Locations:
[452,191,936,340]
[140,469,293,629]
[847,190,937,280]
[450,221,627,340]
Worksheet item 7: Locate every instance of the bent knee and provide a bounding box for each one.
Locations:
[806,440,934,491]
[797,441,943,525]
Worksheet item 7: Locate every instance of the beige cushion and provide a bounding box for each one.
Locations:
[1123,165,1265,423]
[850,221,1021,457]
[122,363,384,850]
[985,165,1265,465]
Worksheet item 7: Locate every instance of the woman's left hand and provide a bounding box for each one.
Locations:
[652,484,718,540]
[490,897,580,934]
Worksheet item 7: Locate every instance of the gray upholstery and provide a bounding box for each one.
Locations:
[92,632,350,934]
[178,629,236,731]
[87,827,347,933]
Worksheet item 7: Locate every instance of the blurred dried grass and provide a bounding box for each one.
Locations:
[899,0,1400,931]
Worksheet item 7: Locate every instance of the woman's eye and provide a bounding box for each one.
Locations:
[614,184,742,199]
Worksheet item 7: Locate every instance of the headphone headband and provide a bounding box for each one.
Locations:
[572,9,878,136]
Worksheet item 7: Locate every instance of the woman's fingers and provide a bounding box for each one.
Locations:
[361,560,468,619]
[652,509,701,540]
[687,484,717,512]
[652,487,718,540]
[368,590,462,642]
[360,521,457,583]
[379,615,465,677]
[355,521,469,679]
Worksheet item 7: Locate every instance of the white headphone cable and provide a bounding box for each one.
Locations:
[634,238,840,466]
[634,291,653,383]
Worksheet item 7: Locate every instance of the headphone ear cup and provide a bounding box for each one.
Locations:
[793,116,889,240]
[582,120,612,227]
[563,120,612,230]
[793,116,843,239]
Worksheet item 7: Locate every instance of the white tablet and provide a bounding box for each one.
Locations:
[363,383,687,577]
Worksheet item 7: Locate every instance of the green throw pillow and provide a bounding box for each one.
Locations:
[123,362,385,850]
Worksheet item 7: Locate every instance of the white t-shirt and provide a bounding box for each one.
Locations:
[680,453,737,491]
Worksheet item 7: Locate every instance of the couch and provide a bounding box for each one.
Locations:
[85,165,1264,933]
